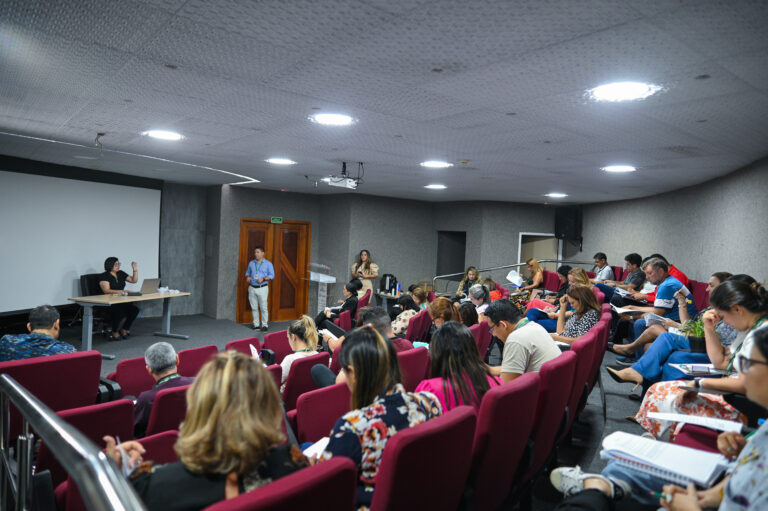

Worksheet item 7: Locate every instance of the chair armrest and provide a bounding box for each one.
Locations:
[97,376,123,402]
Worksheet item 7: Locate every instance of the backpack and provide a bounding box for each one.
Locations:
[380,274,398,294]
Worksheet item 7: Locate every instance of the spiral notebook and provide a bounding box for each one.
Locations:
[600,431,729,487]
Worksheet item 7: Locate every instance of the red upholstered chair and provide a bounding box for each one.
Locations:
[690,280,710,309]
[586,271,596,279]
[397,347,430,392]
[370,406,476,511]
[611,265,623,281]
[673,424,719,453]
[144,384,191,436]
[329,345,342,374]
[542,270,561,293]
[337,309,352,331]
[427,291,437,303]
[469,322,492,358]
[405,309,432,343]
[36,399,134,487]
[262,330,293,364]
[225,336,262,355]
[621,268,630,281]
[357,289,372,311]
[178,344,218,377]
[467,372,540,511]
[0,350,103,439]
[520,350,577,485]
[203,457,357,511]
[593,287,605,305]
[290,382,351,443]
[282,352,330,411]
[580,315,611,420]
[559,331,598,442]
[266,364,282,389]
[497,284,510,299]
[106,355,155,398]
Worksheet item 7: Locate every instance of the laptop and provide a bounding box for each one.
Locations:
[125,278,161,296]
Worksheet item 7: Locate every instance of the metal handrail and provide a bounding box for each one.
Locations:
[0,374,146,511]
[432,259,597,292]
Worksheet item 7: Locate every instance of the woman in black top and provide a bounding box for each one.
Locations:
[316,281,359,342]
[99,256,140,340]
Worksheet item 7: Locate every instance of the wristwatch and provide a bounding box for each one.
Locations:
[693,377,702,389]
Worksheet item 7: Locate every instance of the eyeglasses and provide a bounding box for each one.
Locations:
[737,354,768,373]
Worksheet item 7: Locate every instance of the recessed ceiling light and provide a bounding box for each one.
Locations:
[420,160,454,168]
[265,158,297,165]
[141,130,184,141]
[602,165,637,173]
[310,113,355,126]
[588,81,661,102]
[424,184,447,190]
[545,192,568,198]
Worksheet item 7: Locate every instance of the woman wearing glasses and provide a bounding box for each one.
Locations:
[99,256,140,340]
[633,279,768,440]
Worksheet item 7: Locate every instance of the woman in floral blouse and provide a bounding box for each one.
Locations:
[320,326,442,509]
[550,285,601,345]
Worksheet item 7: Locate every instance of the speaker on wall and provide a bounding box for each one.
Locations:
[555,206,583,247]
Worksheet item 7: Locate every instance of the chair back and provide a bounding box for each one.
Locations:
[282,352,330,411]
[108,356,155,398]
[611,265,623,281]
[203,457,357,511]
[370,407,477,511]
[397,347,430,392]
[690,280,710,309]
[295,383,351,443]
[79,274,103,296]
[561,331,598,438]
[542,270,561,292]
[178,344,218,377]
[145,384,191,436]
[225,336,262,355]
[673,424,719,453]
[522,350,577,483]
[36,399,134,487]
[469,372,540,510]
[329,345,343,374]
[337,309,352,331]
[0,350,102,439]
[357,289,372,311]
[621,268,630,281]
[266,364,282,389]
[593,287,605,305]
[497,284,510,299]
[405,309,431,343]
[469,322,492,358]
[586,271,596,278]
[262,330,293,364]
[427,291,436,303]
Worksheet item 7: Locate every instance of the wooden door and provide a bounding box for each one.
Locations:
[236,219,310,324]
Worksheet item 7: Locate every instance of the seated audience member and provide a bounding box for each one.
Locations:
[550,327,768,509]
[134,342,194,437]
[415,322,501,411]
[468,284,492,318]
[551,285,601,345]
[526,268,583,332]
[482,278,503,301]
[568,267,592,287]
[519,258,544,296]
[621,258,697,348]
[634,279,768,439]
[456,266,481,299]
[315,281,358,331]
[589,252,614,284]
[99,257,140,340]
[390,295,420,335]
[628,253,689,303]
[280,316,320,387]
[319,326,442,509]
[485,299,561,382]
[594,253,644,301]
[411,286,429,310]
[427,297,459,337]
[106,352,309,510]
[0,305,75,361]
[457,301,479,327]
[525,264,573,311]
[609,271,734,359]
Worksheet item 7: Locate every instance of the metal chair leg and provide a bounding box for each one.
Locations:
[597,371,607,423]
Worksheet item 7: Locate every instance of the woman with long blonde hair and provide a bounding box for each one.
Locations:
[280,315,320,387]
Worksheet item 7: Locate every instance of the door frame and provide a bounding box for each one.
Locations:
[236,218,311,324]
[517,232,563,265]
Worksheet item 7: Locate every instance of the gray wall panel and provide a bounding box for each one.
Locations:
[203,186,222,317]
[575,160,768,282]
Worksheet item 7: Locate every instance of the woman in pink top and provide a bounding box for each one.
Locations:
[415,321,501,411]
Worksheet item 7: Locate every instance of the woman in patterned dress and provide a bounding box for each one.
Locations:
[320,325,442,510]
[550,285,601,345]
[634,279,768,440]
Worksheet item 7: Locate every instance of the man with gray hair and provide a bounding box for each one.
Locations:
[133,342,194,437]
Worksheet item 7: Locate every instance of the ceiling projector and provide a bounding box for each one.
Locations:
[326,177,358,189]
[322,162,364,190]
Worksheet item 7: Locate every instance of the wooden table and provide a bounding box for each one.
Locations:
[68,292,191,352]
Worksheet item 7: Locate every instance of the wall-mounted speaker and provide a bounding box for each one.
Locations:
[555,206,583,246]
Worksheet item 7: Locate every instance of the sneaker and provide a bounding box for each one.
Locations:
[251,324,261,330]
[261,325,269,332]
[550,466,631,500]
[614,356,635,367]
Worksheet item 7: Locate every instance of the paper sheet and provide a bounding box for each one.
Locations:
[647,412,742,433]
[302,436,330,458]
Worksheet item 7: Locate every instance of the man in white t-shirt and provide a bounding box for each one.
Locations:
[485,299,561,382]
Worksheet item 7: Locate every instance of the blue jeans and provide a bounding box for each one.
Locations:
[594,283,616,302]
[632,332,691,381]
[602,460,666,506]
[526,309,558,333]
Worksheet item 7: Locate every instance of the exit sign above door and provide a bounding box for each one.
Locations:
[270,217,283,224]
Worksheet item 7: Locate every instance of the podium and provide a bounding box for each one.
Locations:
[309,271,337,314]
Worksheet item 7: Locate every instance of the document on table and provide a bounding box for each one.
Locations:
[647,412,743,433]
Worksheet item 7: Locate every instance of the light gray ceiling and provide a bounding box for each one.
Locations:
[1,0,767,202]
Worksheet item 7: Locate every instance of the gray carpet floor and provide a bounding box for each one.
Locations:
[57,314,650,509]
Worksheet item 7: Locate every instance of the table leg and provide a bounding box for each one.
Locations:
[81,305,94,351]
[153,298,189,339]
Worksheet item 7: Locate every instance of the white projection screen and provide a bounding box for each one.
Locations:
[0,171,161,313]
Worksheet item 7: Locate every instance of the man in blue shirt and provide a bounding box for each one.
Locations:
[0,305,76,361]
[245,245,275,331]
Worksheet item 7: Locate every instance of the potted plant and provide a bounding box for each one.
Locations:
[681,319,707,353]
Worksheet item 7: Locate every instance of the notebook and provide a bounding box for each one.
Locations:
[600,431,729,487]
[611,304,646,315]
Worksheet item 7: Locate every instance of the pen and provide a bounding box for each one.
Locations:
[650,491,672,502]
